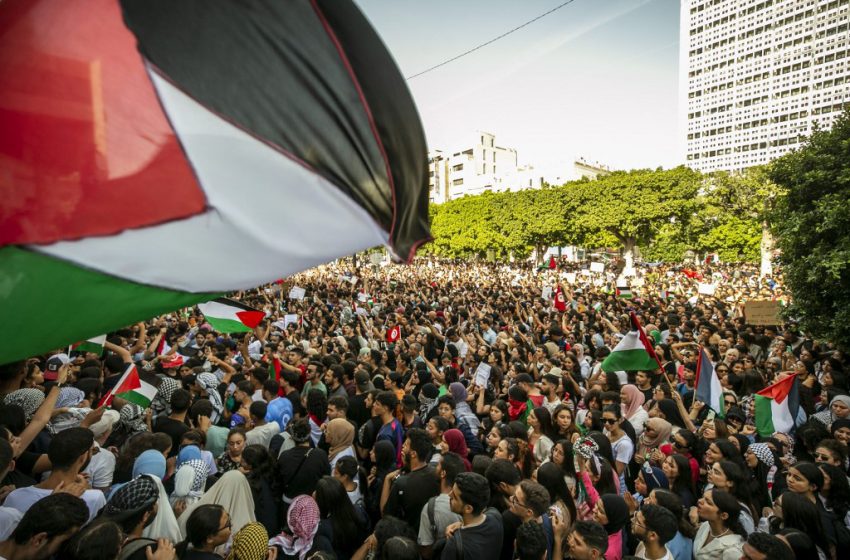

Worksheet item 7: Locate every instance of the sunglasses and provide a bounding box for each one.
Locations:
[602,418,617,425]
[724,400,737,407]
[814,452,832,462]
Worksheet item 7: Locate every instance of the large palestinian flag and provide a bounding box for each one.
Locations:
[0,0,431,364]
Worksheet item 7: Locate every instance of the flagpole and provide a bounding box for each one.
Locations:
[629,311,676,389]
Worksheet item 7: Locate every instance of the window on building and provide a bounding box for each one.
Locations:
[452,178,463,186]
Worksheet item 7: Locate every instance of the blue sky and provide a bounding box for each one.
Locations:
[356,0,682,178]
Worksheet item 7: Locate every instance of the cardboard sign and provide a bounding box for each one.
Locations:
[284,314,299,329]
[542,286,553,300]
[698,283,716,295]
[590,262,605,273]
[745,300,782,325]
[288,286,306,300]
[474,362,492,387]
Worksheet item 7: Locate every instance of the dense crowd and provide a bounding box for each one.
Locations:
[0,257,848,560]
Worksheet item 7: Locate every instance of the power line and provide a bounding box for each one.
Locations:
[406,0,579,80]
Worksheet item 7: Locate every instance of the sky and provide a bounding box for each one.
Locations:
[355,0,682,179]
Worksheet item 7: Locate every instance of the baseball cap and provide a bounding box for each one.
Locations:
[89,409,121,438]
[355,371,373,391]
[44,353,71,381]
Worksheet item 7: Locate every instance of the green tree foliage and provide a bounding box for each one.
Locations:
[768,109,850,349]
[426,166,772,265]
[567,167,703,268]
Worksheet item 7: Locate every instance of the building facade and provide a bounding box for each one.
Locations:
[681,0,850,172]
[427,131,543,203]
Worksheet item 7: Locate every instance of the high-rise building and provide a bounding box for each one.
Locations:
[427,131,543,203]
[680,0,850,172]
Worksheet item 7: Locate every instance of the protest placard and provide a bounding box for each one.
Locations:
[542,286,553,300]
[474,362,492,387]
[590,262,605,273]
[698,283,716,295]
[284,314,299,328]
[745,300,782,325]
[289,286,306,300]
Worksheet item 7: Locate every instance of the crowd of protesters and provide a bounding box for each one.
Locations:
[0,256,847,560]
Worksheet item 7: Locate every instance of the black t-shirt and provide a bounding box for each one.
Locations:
[384,464,440,533]
[499,509,521,560]
[348,393,371,428]
[277,446,330,500]
[153,417,189,458]
[442,508,503,560]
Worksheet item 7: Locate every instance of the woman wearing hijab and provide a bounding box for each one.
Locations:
[3,388,45,423]
[121,449,183,543]
[652,399,687,431]
[439,429,471,471]
[812,395,850,430]
[196,373,225,425]
[592,494,629,560]
[635,418,673,468]
[171,445,210,515]
[269,494,332,560]
[325,418,355,472]
[620,385,648,437]
[449,382,481,437]
[744,443,776,513]
[226,522,270,560]
[179,470,257,555]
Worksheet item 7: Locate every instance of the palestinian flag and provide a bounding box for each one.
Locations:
[755,373,800,437]
[553,286,567,312]
[198,298,264,334]
[70,335,106,355]
[601,312,659,373]
[386,325,401,343]
[0,0,431,365]
[616,286,633,299]
[101,363,158,408]
[694,346,724,418]
[659,290,672,299]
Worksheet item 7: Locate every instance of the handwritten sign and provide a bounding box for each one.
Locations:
[474,363,492,387]
[745,300,782,325]
[698,283,716,296]
[288,286,306,300]
[542,286,553,300]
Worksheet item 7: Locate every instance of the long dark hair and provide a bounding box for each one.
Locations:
[589,456,617,497]
[710,489,746,538]
[715,460,757,519]
[668,454,696,501]
[819,462,850,520]
[177,504,225,557]
[241,444,275,493]
[532,407,558,442]
[552,439,577,478]
[536,462,577,524]
[651,488,696,539]
[778,492,828,547]
[315,476,364,556]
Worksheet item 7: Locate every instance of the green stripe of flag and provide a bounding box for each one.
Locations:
[204,316,254,333]
[0,248,220,364]
[117,390,154,408]
[601,348,658,372]
[754,394,775,437]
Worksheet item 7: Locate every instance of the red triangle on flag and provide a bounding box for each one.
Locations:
[757,373,797,405]
[236,310,265,329]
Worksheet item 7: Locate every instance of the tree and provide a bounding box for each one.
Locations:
[566,167,702,271]
[768,108,850,350]
[700,168,780,271]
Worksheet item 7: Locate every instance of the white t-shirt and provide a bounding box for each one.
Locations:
[4,485,105,521]
[83,443,116,490]
[0,507,23,540]
[635,542,675,560]
[611,433,635,466]
[245,421,281,449]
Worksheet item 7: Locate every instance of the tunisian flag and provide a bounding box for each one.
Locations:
[554,286,567,312]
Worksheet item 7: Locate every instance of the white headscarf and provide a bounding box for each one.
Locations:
[178,470,256,554]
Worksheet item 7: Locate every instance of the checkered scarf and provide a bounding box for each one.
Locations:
[104,474,159,517]
[226,522,269,560]
[151,376,181,418]
[269,495,319,559]
[4,388,45,421]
